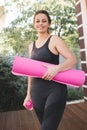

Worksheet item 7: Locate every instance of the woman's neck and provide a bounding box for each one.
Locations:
[35,33,51,47]
[37,33,50,41]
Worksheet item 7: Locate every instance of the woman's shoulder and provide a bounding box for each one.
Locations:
[27,42,34,57]
[51,34,62,41]
[51,34,62,43]
[28,42,34,55]
[28,42,33,50]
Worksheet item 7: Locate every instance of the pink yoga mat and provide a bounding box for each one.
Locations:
[12,56,85,88]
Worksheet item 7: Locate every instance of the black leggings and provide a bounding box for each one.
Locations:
[31,79,67,130]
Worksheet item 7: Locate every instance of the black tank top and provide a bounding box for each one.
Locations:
[30,36,66,90]
[31,36,59,65]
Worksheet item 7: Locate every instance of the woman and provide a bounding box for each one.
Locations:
[23,10,77,130]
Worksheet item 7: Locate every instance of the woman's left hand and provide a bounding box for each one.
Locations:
[42,64,59,81]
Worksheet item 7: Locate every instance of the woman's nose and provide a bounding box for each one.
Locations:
[39,21,43,25]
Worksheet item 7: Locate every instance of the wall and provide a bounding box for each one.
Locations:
[75,0,87,101]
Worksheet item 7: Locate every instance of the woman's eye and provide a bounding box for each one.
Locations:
[35,20,47,23]
[36,21,40,23]
[42,20,47,22]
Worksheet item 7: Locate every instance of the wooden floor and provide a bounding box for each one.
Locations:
[0,102,87,130]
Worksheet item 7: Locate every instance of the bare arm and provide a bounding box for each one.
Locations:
[27,44,33,96]
[53,35,77,72]
[42,35,77,80]
[23,43,33,106]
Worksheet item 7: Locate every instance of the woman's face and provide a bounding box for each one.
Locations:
[34,13,50,33]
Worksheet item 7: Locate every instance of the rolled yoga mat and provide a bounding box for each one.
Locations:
[12,56,85,88]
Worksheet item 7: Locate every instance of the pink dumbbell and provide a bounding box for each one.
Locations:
[25,100,34,110]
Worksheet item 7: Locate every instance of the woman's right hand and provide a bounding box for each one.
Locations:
[23,94,31,108]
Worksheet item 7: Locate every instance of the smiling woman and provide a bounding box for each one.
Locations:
[34,11,51,34]
[23,10,77,130]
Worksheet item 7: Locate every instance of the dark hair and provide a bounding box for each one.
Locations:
[34,10,51,24]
